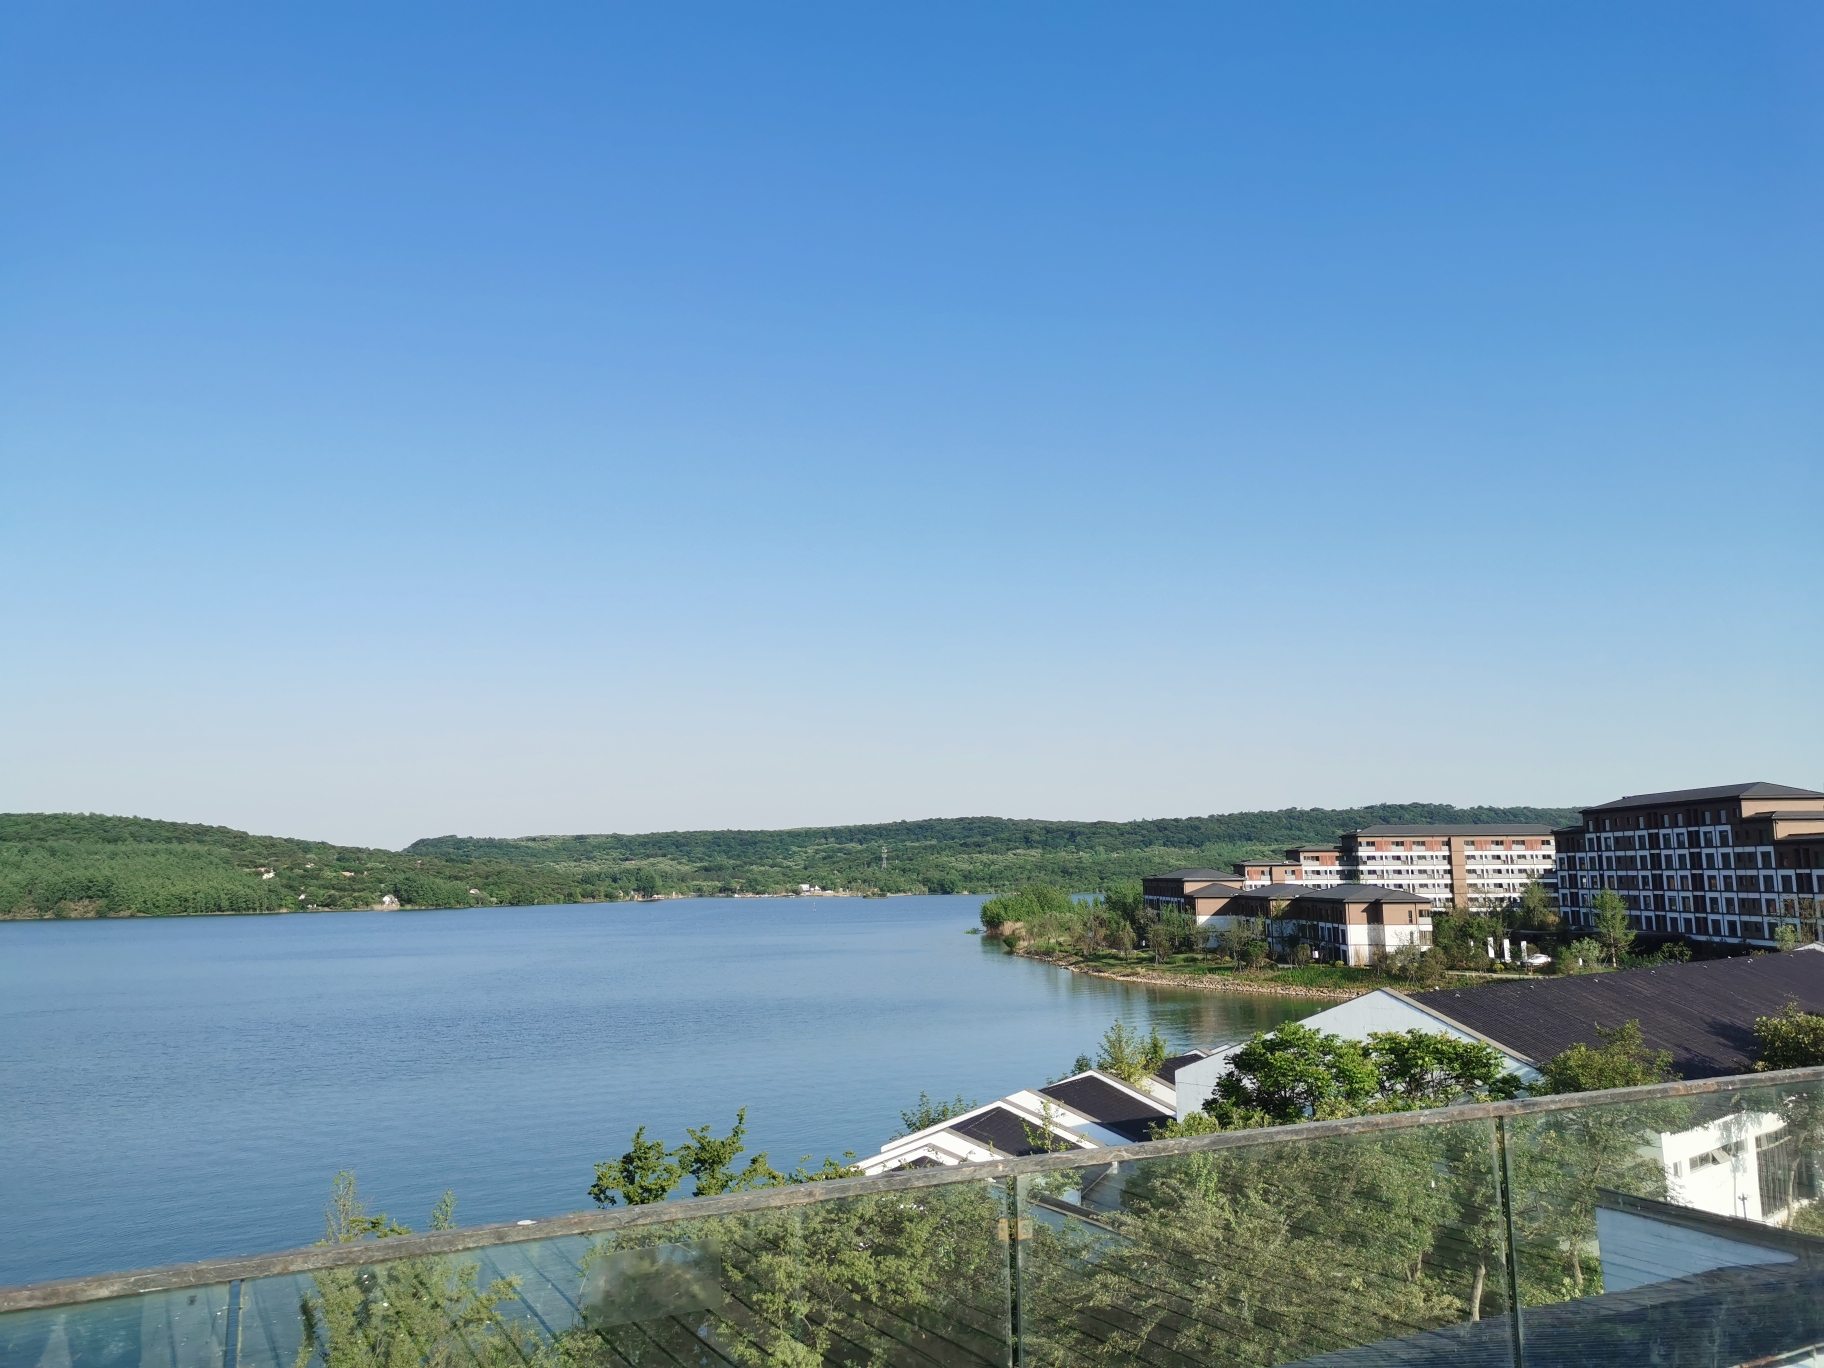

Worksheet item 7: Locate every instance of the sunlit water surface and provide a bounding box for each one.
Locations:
[0,896,1319,1284]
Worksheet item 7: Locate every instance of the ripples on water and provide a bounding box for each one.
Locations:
[0,896,1317,1283]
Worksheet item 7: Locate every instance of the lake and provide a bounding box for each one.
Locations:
[0,895,1318,1286]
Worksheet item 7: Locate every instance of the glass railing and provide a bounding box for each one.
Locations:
[6,1066,1824,1368]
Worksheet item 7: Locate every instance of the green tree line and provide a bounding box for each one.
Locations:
[0,803,1576,918]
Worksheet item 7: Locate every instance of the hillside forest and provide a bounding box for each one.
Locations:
[0,804,1577,920]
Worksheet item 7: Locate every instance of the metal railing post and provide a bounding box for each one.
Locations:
[223,1279,241,1368]
[1008,1174,1029,1366]
[1495,1116,1525,1368]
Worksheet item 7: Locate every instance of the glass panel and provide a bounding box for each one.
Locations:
[1015,1118,1516,1367]
[0,1287,230,1368]
[234,1177,1011,1368]
[1504,1078,1824,1366]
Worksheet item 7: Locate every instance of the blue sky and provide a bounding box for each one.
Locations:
[2,3,1819,848]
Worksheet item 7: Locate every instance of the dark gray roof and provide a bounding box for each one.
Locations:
[1154,1050,1210,1083]
[949,1105,1064,1158]
[1350,823,1553,837]
[1411,946,1824,1077]
[1256,882,1430,905]
[1039,1074,1173,1143]
[1150,868,1230,881]
[1584,782,1824,812]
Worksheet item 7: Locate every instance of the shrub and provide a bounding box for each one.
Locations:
[1555,937,1607,975]
[1754,1003,1824,1071]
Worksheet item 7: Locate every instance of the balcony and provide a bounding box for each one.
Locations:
[5,1067,1824,1368]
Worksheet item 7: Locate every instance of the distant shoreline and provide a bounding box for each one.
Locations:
[0,889,948,922]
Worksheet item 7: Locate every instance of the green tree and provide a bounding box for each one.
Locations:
[1536,1019,1676,1094]
[1430,905,1505,972]
[1217,914,1265,965]
[588,1114,857,1209]
[1366,1029,1523,1107]
[1375,941,1447,987]
[1207,1023,1381,1127]
[587,1126,682,1206]
[1556,936,1607,974]
[1509,1033,1687,1299]
[1775,922,1804,953]
[1516,878,1560,931]
[894,1091,978,1136]
[1096,1019,1168,1085]
[1019,1123,1476,1365]
[294,1174,533,1368]
[673,1110,786,1195]
[1102,879,1146,927]
[1588,889,1634,967]
[1754,1002,1824,1070]
[1147,908,1195,963]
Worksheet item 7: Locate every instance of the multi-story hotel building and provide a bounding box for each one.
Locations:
[1554,782,1824,947]
[1147,827,1556,923]
[1232,847,1346,890]
[1338,825,1557,912]
[1227,883,1432,967]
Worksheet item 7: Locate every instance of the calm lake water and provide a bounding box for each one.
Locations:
[0,895,1317,1286]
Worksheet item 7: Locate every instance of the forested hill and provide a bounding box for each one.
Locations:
[417,802,1579,896]
[1,803,1577,919]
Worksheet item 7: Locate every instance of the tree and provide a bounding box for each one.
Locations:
[1200,1025,1518,1131]
[978,884,1084,949]
[1102,879,1146,926]
[1775,922,1804,953]
[1148,908,1195,963]
[1518,879,1560,931]
[1589,889,1634,967]
[1430,905,1506,973]
[296,1174,535,1368]
[588,1126,682,1206]
[1217,915,1265,965]
[589,1113,858,1209]
[1754,1002,1824,1071]
[1375,941,1446,987]
[1556,936,1607,974]
[1536,1019,1676,1094]
[1366,1029,1523,1108]
[1510,1030,1686,1299]
[895,1091,978,1136]
[1096,1019,1168,1085]
[673,1110,786,1195]
[1207,1023,1380,1127]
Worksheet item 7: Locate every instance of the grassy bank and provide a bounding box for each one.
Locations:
[1017,947,1381,999]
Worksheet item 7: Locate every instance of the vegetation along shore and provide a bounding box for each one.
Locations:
[0,804,1572,920]
[980,877,1743,999]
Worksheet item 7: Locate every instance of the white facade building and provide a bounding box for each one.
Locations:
[1340,824,1557,912]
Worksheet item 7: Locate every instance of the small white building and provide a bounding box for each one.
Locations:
[863,1055,1208,1176]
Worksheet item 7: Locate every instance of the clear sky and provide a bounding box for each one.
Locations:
[2,3,1819,849]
